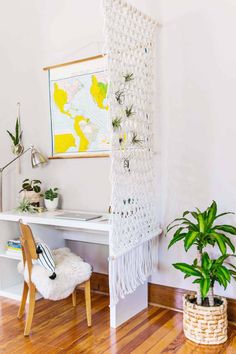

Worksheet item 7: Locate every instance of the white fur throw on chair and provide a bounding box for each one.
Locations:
[18,248,92,301]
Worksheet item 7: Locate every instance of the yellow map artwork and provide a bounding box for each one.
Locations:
[50,65,110,156]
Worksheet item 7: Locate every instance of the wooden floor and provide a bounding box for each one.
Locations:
[0,291,236,353]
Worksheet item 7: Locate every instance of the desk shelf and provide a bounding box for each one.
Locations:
[0,252,22,261]
[0,283,41,302]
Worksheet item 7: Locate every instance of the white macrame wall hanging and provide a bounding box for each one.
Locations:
[104,0,160,305]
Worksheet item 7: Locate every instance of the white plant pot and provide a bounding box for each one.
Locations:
[44,198,59,211]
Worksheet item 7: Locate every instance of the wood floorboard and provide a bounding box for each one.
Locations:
[0,290,236,354]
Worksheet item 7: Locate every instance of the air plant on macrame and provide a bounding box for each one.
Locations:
[112,117,122,131]
[125,105,135,118]
[115,90,125,105]
[124,73,134,82]
[131,132,142,146]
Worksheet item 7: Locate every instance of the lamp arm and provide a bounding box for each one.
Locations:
[0,147,32,173]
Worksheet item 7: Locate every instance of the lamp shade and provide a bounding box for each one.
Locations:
[31,147,47,167]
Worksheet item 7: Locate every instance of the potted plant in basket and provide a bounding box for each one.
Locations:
[167,201,236,345]
[19,179,42,207]
[41,188,59,211]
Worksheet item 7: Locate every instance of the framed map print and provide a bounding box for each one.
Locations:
[45,55,110,158]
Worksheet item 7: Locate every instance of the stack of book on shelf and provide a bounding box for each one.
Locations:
[6,239,22,258]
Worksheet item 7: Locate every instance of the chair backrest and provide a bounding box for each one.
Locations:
[19,221,38,282]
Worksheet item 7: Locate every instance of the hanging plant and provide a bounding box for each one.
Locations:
[125,105,135,118]
[112,117,122,131]
[124,73,134,82]
[7,118,23,155]
[115,90,125,105]
[123,158,130,172]
[131,132,142,146]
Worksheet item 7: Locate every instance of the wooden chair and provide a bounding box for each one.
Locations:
[18,221,92,336]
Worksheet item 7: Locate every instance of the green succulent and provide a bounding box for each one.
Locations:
[41,188,58,201]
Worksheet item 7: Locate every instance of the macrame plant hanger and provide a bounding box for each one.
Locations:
[104,0,161,305]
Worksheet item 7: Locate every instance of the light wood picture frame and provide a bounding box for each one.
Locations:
[44,55,110,159]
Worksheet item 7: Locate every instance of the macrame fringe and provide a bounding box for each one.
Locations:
[109,236,158,306]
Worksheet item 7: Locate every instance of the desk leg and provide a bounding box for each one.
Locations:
[109,281,148,328]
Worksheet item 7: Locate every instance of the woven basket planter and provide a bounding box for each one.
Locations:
[183,294,228,345]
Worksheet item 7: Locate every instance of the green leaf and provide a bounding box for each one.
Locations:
[173,263,202,277]
[168,229,186,249]
[193,278,201,284]
[215,254,231,265]
[207,201,217,228]
[216,272,228,289]
[15,118,19,143]
[229,270,236,276]
[216,272,225,287]
[215,212,235,220]
[166,223,184,233]
[218,265,231,282]
[221,235,235,253]
[167,217,197,230]
[191,212,198,220]
[33,186,40,193]
[200,277,210,299]
[213,225,236,235]
[184,274,191,279]
[184,231,199,251]
[183,210,190,217]
[212,233,227,255]
[202,252,212,270]
[197,213,205,233]
[6,130,16,145]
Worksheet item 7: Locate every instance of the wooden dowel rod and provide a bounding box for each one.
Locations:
[43,54,106,71]
[48,153,110,160]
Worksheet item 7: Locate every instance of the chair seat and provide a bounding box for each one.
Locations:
[18,248,92,300]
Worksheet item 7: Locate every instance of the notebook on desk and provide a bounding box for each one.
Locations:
[55,212,102,221]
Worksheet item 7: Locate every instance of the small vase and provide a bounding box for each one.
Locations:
[44,197,59,211]
[12,144,24,155]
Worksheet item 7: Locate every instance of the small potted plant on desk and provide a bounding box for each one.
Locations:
[19,179,42,207]
[167,201,236,345]
[41,188,59,211]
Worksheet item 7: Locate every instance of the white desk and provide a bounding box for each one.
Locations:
[0,210,148,328]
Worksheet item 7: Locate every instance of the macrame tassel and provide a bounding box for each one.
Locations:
[109,237,158,306]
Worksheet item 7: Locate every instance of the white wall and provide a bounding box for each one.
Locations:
[0,0,110,213]
[151,0,236,299]
[1,0,236,299]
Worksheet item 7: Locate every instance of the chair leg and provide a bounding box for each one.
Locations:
[84,279,92,327]
[72,289,77,307]
[17,281,29,319]
[24,284,36,336]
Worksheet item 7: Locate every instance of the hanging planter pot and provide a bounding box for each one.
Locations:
[11,143,24,155]
[183,294,228,345]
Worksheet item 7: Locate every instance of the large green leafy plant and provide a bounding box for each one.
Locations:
[167,201,236,306]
